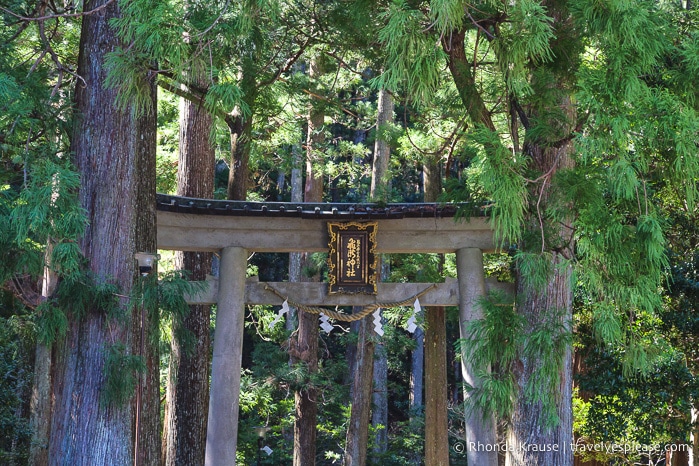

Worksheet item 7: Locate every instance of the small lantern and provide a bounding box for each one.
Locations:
[134,252,159,276]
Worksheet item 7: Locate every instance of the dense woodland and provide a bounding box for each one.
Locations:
[1,0,699,465]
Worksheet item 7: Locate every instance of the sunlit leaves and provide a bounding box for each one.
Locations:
[468,127,528,246]
[458,292,523,420]
[376,1,446,101]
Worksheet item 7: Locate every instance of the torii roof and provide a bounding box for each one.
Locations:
[156,194,486,220]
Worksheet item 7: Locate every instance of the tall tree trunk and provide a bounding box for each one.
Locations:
[507,101,576,465]
[287,144,303,332]
[304,58,325,203]
[163,76,215,466]
[29,245,58,466]
[134,68,159,466]
[371,89,394,202]
[343,314,375,466]
[48,0,153,461]
[226,112,251,201]
[292,55,325,466]
[423,158,449,465]
[443,16,576,464]
[507,253,573,466]
[371,89,393,457]
[409,327,424,413]
[292,301,319,466]
[226,60,256,201]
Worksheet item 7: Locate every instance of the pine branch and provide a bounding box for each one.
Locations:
[258,34,314,89]
[0,0,117,22]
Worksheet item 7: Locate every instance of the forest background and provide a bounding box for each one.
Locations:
[1,0,698,465]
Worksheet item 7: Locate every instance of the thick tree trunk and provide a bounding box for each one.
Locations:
[507,112,576,465]
[48,0,152,461]
[226,58,257,201]
[423,157,442,203]
[343,315,375,466]
[163,78,215,466]
[507,254,573,466]
[134,69,159,466]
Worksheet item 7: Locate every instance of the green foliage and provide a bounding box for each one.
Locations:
[466,127,528,246]
[460,293,571,427]
[459,292,523,419]
[523,308,572,428]
[515,251,554,292]
[155,270,208,355]
[0,306,32,464]
[35,301,68,345]
[376,1,447,101]
[7,159,86,280]
[576,348,698,459]
[101,343,146,409]
[56,273,122,321]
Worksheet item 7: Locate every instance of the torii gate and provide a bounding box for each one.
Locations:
[156,194,510,466]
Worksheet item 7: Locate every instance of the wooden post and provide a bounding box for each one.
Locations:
[457,248,498,466]
[425,306,449,466]
[205,246,247,466]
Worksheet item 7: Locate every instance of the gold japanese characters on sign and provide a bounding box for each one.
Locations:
[327,221,378,294]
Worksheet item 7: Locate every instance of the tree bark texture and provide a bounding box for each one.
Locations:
[134,70,160,466]
[49,0,150,461]
[226,112,250,201]
[304,57,325,203]
[507,94,576,465]
[422,161,448,465]
[371,259,390,457]
[343,316,375,466]
[409,327,424,413]
[371,89,394,202]
[29,245,58,466]
[292,303,319,466]
[423,157,442,204]
[226,61,257,201]
[424,306,449,466]
[163,78,215,466]
[507,255,573,466]
[287,144,303,332]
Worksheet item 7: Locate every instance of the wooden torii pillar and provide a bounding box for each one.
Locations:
[156,195,506,466]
